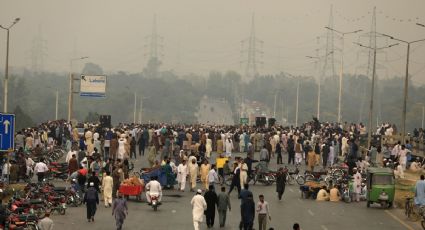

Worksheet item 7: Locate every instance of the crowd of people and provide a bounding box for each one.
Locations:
[4,118,425,229]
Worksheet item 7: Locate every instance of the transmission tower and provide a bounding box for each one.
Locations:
[144,14,164,76]
[241,13,263,82]
[30,24,47,75]
[356,7,389,124]
[320,5,336,78]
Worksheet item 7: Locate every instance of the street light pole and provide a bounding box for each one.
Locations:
[306,51,333,120]
[273,91,278,118]
[422,105,424,129]
[55,90,59,120]
[380,33,425,143]
[295,80,299,127]
[0,18,20,113]
[133,92,137,124]
[354,42,398,148]
[325,27,362,123]
[67,56,88,122]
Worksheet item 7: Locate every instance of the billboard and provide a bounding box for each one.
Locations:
[80,75,107,97]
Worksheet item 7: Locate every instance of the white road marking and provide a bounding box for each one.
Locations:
[384,210,415,230]
[297,198,303,203]
[171,210,176,213]
[320,225,328,230]
[308,209,315,216]
[289,188,294,193]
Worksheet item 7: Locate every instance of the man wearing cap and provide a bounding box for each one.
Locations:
[191,189,207,230]
[83,182,99,222]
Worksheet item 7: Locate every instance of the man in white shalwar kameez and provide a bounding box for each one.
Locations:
[188,158,199,192]
[177,160,188,191]
[191,189,207,230]
[352,168,362,202]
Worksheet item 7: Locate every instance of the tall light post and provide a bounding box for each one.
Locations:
[295,80,300,127]
[284,72,299,127]
[138,96,150,124]
[354,42,399,148]
[306,51,333,120]
[325,27,362,123]
[0,18,20,113]
[380,33,425,143]
[133,92,137,124]
[68,56,88,122]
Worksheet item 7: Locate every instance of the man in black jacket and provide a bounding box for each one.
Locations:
[204,185,218,228]
[240,193,255,230]
[83,182,99,222]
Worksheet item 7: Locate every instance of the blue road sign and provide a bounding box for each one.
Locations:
[0,113,15,151]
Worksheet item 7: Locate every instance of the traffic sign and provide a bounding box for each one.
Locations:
[240,118,249,125]
[0,113,15,151]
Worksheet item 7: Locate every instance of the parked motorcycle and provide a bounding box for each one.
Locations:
[252,169,276,186]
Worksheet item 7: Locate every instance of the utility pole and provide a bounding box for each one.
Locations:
[379,33,425,143]
[273,92,277,118]
[241,13,263,82]
[68,56,88,122]
[295,80,300,128]
[55,90,59,120]
[354,42,399,148]
[133,92,137,124]
[306,50,333,120]
[0,18,20,113]
[325,27,362,123]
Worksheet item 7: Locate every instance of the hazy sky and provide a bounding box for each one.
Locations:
[1,0,425,83]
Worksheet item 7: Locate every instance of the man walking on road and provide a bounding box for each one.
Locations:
[204,185,218,228]
[240,193,255,230]
[217,186,231,227]
[191,189,207,230]
[83,182,99,222]
[112,193,128,230]
[102,171,114,207]
[256,194,271,230]
[275,168,286,201]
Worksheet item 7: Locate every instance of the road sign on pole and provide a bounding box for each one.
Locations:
[0,113,15,151]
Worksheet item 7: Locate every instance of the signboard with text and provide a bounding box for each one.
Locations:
[80,75,107,97]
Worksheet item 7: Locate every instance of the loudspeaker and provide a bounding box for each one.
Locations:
[99,115,111,128]
[255,117,267,127]
[268,118,276,127]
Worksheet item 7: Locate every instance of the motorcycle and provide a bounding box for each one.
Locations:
[45,194,66,215]
[252,169,276,186]
[4,212,39,230]
[149,194,161,211]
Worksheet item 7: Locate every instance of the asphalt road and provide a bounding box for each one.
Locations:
[48,149,421,230]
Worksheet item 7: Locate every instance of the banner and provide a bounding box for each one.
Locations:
[80,75,107,97]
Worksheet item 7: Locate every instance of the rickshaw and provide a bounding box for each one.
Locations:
[366,167,395,208]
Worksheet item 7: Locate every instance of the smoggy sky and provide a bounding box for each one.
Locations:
[1,0,425,84]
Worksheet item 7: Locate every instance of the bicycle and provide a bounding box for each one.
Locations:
[405,197,421,222]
